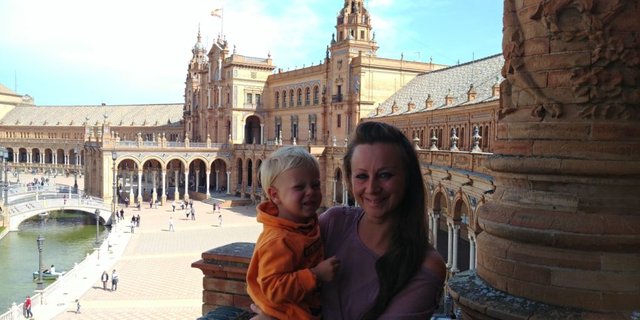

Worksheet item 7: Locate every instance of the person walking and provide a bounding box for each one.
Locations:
[218,214,223,227]
[111,270,119,291]
[191,207,195,220]
[169,216,175,232]
[24,296,33,319]
[172,201,176,212]
[101,270,109,290]
[75,299,81,314]
[136,214,141,227]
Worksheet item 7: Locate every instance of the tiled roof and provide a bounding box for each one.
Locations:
[367,54,504,118]
[0,103,184,127]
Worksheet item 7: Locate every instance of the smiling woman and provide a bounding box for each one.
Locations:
[318,121,446,319]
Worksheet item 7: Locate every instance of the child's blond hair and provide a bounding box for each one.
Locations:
[259,146,319,200]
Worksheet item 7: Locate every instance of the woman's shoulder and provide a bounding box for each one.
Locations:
[422,248,446,282]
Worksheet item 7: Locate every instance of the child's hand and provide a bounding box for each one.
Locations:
[311,256,340,283]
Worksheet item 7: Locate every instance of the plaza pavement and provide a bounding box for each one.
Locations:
[19,173,262,320]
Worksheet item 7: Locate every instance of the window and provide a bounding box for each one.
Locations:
[337,114,341,128]
[305,88,310,105]
[297,89,302,106]
[360,30,365,40]
[246,93,253,104]
[256,94,261,105]
[313,86,319,104]
[289,90,294,107]
[283,91,287,108]
[275,92,280,108]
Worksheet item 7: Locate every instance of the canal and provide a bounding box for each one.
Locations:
[0,210,108,312]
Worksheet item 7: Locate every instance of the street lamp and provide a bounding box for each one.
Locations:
[0,147,7,225]
[95,208,100,244]
[36,235,45,290]
[111,151,117,225]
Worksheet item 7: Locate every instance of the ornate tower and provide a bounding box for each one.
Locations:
[184,28,209,141]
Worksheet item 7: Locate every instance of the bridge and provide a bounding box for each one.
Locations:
[4,184,112,231]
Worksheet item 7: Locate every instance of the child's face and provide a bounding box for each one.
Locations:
[268,166,322,223]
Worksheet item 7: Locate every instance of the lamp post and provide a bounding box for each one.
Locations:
[111,151,117,225]
[94,208,100,244]
[73,146,79,194]
[36,235,45,290]
[0,147,7,225]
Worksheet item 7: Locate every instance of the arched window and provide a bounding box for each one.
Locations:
[305,88,311,105]
[313,86,319,104]
[289,90,294,107]
[282,91,287,108]
[275,92,280,108]
[297,89,302,106]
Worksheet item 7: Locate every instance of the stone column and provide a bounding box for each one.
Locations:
[446,221,453,269]
[184,171,189,201]
[205,170,211,199]
[215,170,220,192]
[468,232,476,271]
[432,213,439,248]
[226,171,231,195]
[260,124,264,144]
[151,170,157,204]
[331,179,336,205]
[451,224,460,273]
[173,170,179,201]
[137,169,142,203]
[449,0,640,316]
[129,170,134,206]
[195,169,200,194]
[161,169,167,205]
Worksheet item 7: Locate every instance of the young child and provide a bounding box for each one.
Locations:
[247,146,339,320]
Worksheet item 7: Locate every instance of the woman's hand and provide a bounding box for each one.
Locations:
[249,303,273,320]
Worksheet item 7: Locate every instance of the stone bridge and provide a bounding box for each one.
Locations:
[6,188,111,231]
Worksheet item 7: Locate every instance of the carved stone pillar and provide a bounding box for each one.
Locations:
[161,168,167,205]
[205,170,211,199]
[449,0,640,317]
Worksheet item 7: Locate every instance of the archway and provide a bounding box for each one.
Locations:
[245,116,262,144]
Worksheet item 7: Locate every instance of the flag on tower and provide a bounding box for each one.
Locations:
[211,8,223,18]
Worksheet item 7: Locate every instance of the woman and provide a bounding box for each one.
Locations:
[320,121,445,319]
[252,121,445,319]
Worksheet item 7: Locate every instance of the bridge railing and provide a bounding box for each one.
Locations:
[8,193,107,217]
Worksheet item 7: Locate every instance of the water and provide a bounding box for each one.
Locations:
[0,210,108,311]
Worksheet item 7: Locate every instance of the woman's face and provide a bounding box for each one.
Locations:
[350,143,406,221]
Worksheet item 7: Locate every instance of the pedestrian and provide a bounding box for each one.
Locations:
[137,202,141,211]
[76,299,81,314]
[191,207,195,220]
[149,199,153,208]
[24,295,33,319]
[136,214,141,227]
[218,214,222,226]
[101,270,109,290]
[169,216,175,232]
[185,207,190,219]
[172,201,176,212]
[111,270,119,291]
[120,208,124,220]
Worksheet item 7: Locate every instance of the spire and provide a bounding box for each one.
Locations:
[332,0,378,57]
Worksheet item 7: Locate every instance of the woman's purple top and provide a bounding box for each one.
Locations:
[319,206,444,319]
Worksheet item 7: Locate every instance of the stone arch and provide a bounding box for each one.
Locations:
[452,194,472,272]
[211,158,228,193]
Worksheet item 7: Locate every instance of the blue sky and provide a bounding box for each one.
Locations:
[0,0,503,106]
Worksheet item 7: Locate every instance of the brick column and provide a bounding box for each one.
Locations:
[191,242,254,316]
[449,0,640,317]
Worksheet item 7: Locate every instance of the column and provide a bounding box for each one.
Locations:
[226,171,231,195]
[137,169,142,203]
[173,170,179,201]
[468,233,476,271]
[260,124,264,144]
[451,224,460,273]
[432,213,440,248]
[446,221,453,269]
[195,169,200,193]
[205,170,211,199]
[151,170,157,204]
[129,170,134,206]
[215,170,220,192]
[448,0,640,315]
[331,179,336,204]
[183,171,189,201]
[161,169,167,205]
